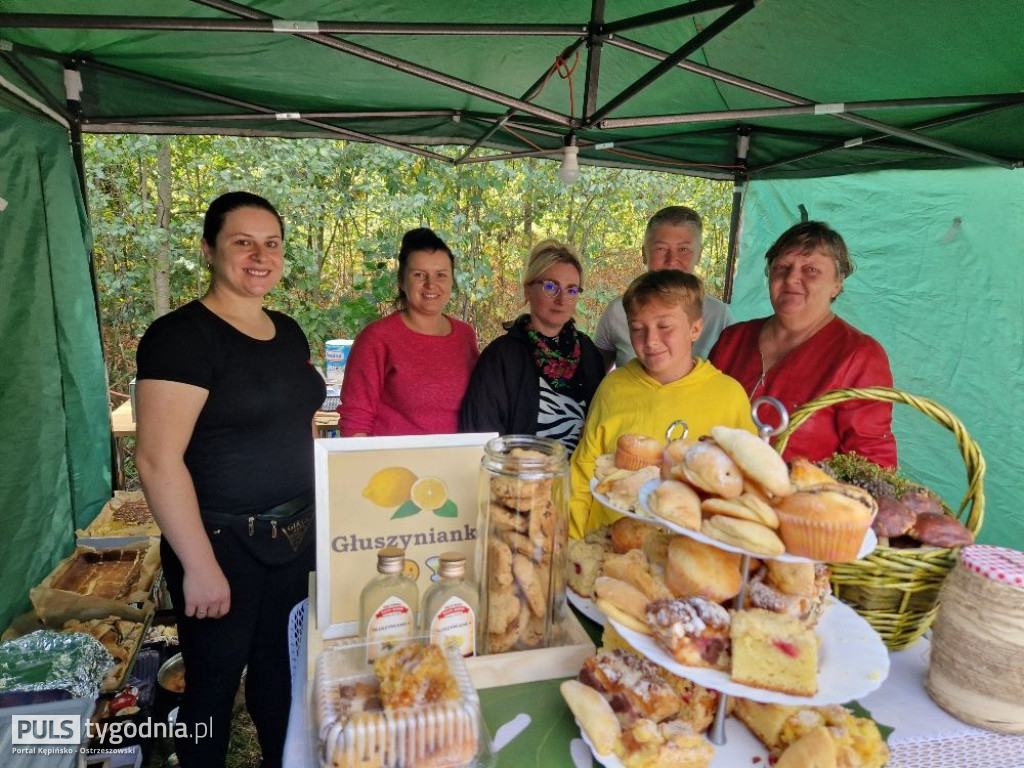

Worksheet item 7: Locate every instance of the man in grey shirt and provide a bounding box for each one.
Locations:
[593,205,733,369]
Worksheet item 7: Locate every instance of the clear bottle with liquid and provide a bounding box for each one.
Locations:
[421,552,479,657]
[359,546,418,661]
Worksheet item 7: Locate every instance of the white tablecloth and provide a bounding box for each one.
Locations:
[858,639,1024,768]
[285,617,1024,768]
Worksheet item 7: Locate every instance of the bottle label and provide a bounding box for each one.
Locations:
[366,596,414,662]
[429,596,476,657]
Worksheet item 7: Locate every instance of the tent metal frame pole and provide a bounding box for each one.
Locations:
[95,110,462,123]
[459,140,734,177]
[752,100,1024,174]
[582,0,606,121]
[723,127,749,304]
[455,37,586,163]
[0,71,69,126]
[0,50,70,120]
[606,35,1014,169]
[600,0,738,35]
[0,14,583,37]
[190,0,575,128]
[62,61,118,494]
[598,93,1024,128]
[584,0,756,126]
[79,57,454,162]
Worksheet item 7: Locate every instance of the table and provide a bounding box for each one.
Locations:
[108,401,342,488]
[285,610,1024,767]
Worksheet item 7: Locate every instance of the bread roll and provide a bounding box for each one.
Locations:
[594,576,651,633]
[711,425,793,498]
[594,453,619,482]
[602,549,673,601]
[788,457,835,491]
[607,465,661,511]
[610,516,662,553]
[702,496,779,529]
[649,480,702,530]
[616,433,663,471]
[764,560,816,597]
[774,725,837,768]
[559,680,621,756]
[680,440,743,498]
[702,515,786,556]
[666,536,743,602]
[663,438,696,468]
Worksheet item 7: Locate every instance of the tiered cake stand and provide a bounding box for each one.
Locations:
[579,398,890,763]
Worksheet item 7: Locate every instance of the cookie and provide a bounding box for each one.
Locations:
[488,538,514,591]
[513,554,547,616]
[521,611,547,647]
[487,599,528,653]
[487,586,521,633]
[491,476,551,511]
[529,498,556,548]
[503,530,538,559]
[489,502,529,533]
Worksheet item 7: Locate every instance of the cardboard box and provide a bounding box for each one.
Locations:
[309,434,595,687]
[313,433,496,639]
[306,575,594,690]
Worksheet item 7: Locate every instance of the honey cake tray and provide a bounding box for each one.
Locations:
[30,537,161,621]
[77,491,161,547]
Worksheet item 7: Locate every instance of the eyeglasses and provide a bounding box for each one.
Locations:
[531,280,582,299]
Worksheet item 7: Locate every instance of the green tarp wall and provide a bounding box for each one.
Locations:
[731,168,1023,550]
[0,106,112,630]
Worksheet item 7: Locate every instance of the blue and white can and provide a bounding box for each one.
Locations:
[325,339,354,384]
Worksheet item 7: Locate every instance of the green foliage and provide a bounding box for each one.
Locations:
[84,135,731,394]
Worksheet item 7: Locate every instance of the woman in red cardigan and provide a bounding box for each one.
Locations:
[710,221,897,467]
[339,228,479,436]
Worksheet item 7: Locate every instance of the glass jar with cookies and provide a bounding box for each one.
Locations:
[477,435,569,654]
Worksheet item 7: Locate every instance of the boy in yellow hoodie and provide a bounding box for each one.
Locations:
[570,270,756,538]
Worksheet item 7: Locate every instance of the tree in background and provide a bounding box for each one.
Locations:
[84,135,731,396]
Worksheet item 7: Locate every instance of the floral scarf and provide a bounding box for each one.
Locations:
[520,315,581,392]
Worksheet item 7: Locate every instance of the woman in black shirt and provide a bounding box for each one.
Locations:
[135,192,323,767]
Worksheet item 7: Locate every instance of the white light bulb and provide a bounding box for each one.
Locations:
[558,145,580,185]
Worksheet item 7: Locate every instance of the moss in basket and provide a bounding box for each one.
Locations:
[822,453,920,501]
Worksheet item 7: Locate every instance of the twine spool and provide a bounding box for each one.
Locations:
[926,545,1024,733]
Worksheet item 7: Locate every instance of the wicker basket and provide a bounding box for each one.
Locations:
[774,386,986,650]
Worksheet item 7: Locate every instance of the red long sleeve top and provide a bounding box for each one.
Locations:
[710,315,897,467]
[339,311,479,436]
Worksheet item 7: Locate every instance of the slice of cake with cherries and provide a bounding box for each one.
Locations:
[730,608,818,696]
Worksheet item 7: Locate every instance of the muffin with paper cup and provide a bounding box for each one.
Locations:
[775,480,877,562]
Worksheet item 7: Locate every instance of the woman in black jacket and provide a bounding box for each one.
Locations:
[460,240,605,450]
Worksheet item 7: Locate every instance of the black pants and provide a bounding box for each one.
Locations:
[160,523,314,768]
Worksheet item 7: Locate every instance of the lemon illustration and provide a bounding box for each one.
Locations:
[410,476,448,512]
[402,559,420,581]
[362,466,417,507]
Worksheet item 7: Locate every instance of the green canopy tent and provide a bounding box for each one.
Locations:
[0,1,1021,628]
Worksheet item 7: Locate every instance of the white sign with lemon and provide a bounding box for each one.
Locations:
[314,433,497,639]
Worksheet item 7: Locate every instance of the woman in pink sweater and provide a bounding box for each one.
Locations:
[339,228,479,436]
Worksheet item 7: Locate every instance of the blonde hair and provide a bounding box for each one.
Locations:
[523,239,584,289]
[623,270,704,323]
